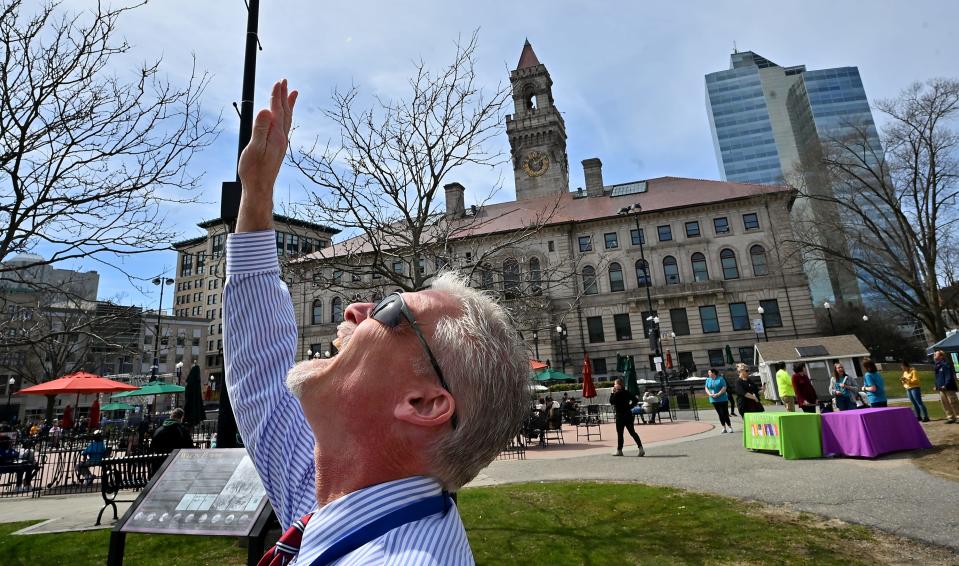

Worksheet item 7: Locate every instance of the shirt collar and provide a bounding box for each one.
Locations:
[297,475,443,563]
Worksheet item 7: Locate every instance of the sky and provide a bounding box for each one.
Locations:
[49,0,959,310]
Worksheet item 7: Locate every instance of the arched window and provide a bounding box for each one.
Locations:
[503,258,520,299]
[691,253,709,282]
[663,256,680,285]
[608,262,625,292]
[720,249,740,280]
[311,300,323,325]
[480,264,494,290]
[529,257,542,293]
[750,245,769,276]
[635,260,650,287]
[331,297,343,323]
[582,266,598,295]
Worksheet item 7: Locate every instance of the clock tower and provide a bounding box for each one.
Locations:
[506,40,569,201]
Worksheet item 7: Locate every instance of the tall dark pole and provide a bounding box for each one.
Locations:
[824,302,835,335]
[150,278,172,381]
[216,0,260,450]
[532,331,540,360]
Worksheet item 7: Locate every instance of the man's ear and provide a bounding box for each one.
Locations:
[394,385,455,428]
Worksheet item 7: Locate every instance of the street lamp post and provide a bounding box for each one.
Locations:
[532,330,540,360]
[150,277,175,382]
[618,203,655,319]
[862,315,869,323]
[175,361,184,407]
[757,306,769,342]
[670,331,678,369]
[5,377,15,423]
[554,324,568,374]
[824,301,836,335]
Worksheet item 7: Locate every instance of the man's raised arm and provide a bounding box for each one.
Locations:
[223,80,315,526]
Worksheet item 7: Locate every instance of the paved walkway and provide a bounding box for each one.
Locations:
[472,407,959,552]
[520,419,713,459]
[0,492,124,534]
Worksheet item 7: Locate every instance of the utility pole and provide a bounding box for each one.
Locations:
[216,0,261,449]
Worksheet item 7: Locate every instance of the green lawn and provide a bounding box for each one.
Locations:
[0,482,920,565]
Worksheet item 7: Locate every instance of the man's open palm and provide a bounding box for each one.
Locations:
[238,79,298,196]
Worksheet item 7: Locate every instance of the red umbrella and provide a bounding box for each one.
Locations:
[61,404,74,429]
[582,353,597,400]
[16,371,138,396]
[88,397,101,429]
[530,359,548,371]
[665,349,673,370]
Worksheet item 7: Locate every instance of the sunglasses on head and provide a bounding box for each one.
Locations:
[370,292,457,429]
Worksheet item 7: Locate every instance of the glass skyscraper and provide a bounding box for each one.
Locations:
[705,51,883,307]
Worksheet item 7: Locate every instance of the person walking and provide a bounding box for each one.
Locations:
[861,359,887,408]
[933,350,959,423]
[791,362,818,414]
[775,363,796,412]
[829,363,859,411]
[705,369,733,433]
[900,361,929,422]
[609,379,645,456]
[734,363,764,415]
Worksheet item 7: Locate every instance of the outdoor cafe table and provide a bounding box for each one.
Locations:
[743,412,822,460]
[820,407,932,458]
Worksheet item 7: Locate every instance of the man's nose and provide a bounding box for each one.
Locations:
[344,302,374,324]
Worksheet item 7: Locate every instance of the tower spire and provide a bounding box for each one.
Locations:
[517,39,541,70]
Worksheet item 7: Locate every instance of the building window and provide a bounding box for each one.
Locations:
[592,358,608,375]
[604,232,619,249]
[480,264,493,290]
[180,254,193,277]
[312,300,323,325]
[750,245,769,276]
[392,261,404,274]
[211,233,225,258]
[301,238,314,254]
[677,352,696,372]
[608,262,625,292]
[699,305,720,333]
[331,297,343,323]
[276,232,286,256]
[720,249,740,279]
[759,299,783,327]
[196,252,206,275]
[714,217,730,234]
[578,236,593,252]
[743,212,760,231]
[669,308,690,336]
[586,316,605,343]
[529,258,542,292]
[614,313,632,341]
[729,302,750,330]
[663,256,680,285]
[635,260,650,287]
[685,221,701,238]
[503,258,520,299]
[548,240,555,252]
[739,347,754,364]
[657,225,672,242]
[707,349,725,368]
[286,234,299,256]
[691,252,709,282]
[630,228,645,246]
[582,266,598,295]
[417,258,426,275]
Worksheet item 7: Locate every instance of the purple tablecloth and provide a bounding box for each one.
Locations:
[821,407,932,458]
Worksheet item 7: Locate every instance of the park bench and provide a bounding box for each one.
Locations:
[95,453,169,526]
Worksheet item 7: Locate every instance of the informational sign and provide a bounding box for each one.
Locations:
[752,319,765,334]
[119,449,268,537]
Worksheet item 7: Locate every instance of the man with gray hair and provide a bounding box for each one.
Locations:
[224,79,528,565]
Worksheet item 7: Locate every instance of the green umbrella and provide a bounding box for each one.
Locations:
[531,368,575,382]
[112,380,185,398]
[725,345,735,365]
[100,402,134,411]
[624,355,640,396]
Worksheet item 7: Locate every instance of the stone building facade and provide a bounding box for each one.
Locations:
[293,42,820,379]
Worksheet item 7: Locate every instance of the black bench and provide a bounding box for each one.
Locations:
[96,453,169,525]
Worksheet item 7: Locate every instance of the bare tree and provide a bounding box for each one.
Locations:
[0,0,219,281]
[788,79,959,341]
[289,32,569,310]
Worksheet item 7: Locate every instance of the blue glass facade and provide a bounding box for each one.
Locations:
[800,67,882,156]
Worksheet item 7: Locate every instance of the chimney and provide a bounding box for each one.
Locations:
[582,158,604,197]
[444,182,465,217]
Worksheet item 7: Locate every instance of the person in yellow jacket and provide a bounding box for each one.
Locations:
[775,363,796,412]
[900,360,929,422]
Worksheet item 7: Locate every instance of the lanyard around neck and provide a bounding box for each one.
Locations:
[308,492,452,566]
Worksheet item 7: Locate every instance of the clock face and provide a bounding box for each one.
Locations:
[523,150,550,177]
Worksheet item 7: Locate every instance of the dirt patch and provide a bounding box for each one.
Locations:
[911,420,959,482]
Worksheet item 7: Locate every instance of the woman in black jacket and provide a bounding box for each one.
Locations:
[609,379,645,457]
[733,363,764,415]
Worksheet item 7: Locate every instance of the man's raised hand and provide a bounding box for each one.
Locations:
[236,79,298,232]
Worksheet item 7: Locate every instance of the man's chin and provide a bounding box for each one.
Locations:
[285,358,332,399]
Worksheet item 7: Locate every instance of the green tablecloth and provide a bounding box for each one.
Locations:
[743,412,822,459]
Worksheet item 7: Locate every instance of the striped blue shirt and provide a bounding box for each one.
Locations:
[224,229,473,565]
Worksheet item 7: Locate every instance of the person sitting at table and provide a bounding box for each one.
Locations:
[14,439,37,493]
[860,359,888,408]
[829,363,859,411]
[705,369,733,433]
[775,363,796,412]
[734,363,764,415]
[933,350,959,424]
[791,362,818,414]
[77,430,108,485]
[900,360,930,422]
[638,390,661,424]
